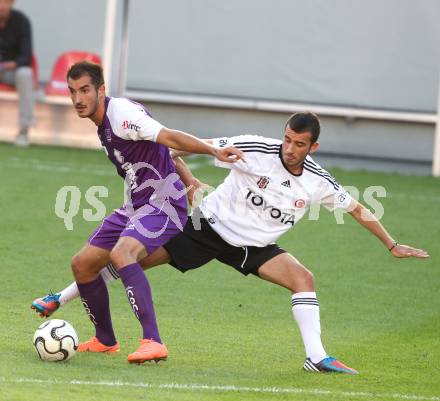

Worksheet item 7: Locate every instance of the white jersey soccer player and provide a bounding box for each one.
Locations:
[198,135,352,247]
[32,112,428,373]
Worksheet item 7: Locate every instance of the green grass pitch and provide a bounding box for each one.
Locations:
[0,143,439,401]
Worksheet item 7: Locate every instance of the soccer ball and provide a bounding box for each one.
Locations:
[33,319,79,361]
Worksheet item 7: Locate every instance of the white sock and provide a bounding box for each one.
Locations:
[58,263,120,306]
[58,282,80,306]
[291,291,327,364]
[99,262,120,283]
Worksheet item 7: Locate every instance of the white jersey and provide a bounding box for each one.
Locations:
[199,135,353,247]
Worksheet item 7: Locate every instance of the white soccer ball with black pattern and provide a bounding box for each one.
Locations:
[33,319,79,361]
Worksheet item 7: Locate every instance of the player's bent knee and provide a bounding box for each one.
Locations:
[303,269,315,289]
[109,243,136,269]
[285,265,315,292]
[71,253,89,280]
[109,249,122,268]
[71,252,102,281]
[296,267,315,291]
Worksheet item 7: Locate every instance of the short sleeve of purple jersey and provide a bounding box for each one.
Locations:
[107,98,164,142]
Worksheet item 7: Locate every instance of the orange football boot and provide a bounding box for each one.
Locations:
[127,339,168,364]
[78,336,120,353]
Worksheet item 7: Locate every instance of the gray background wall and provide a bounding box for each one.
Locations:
[127,0,440,112]
[16,0,440,112]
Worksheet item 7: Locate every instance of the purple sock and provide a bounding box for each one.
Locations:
[77,276,117,346]
[119,263,162,343]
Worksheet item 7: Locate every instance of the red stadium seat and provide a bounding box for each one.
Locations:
[0,82,14,92]
[0,55,39,92]
[45,51,102,96]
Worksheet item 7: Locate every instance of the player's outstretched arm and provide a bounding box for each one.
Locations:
[169,139,214,158]
[157,128,244,163]
[348,200,429,259]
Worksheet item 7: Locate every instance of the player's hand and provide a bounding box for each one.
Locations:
[186,178,210,207]
[213,146,245,163]
[391,244,429,259]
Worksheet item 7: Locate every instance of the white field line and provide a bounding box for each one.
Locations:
[0,377,438,400]
[2,157,439,202]
[1,157,210,176]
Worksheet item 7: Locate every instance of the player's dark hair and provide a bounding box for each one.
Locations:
[66,61,104,89]
[285,112,320,143]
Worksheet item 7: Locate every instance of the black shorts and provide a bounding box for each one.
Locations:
[163,216,286,276]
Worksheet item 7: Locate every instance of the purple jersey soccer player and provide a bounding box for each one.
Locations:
[41,61,244,363]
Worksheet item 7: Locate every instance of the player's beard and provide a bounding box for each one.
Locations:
[282,148,312,172]
[76,97,99,119]
[283,150,301,167]
[285,157,304,170]
[88,97,100,119]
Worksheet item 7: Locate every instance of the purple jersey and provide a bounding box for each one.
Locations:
[97,97,187,213]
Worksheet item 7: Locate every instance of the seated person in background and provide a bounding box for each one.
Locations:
[0,0,34,146]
